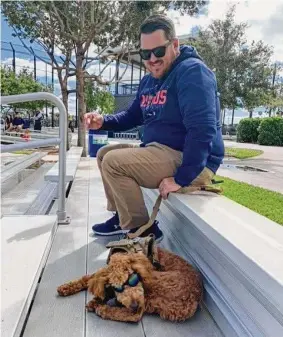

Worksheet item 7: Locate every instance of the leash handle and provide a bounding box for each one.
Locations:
[178,184,223,194]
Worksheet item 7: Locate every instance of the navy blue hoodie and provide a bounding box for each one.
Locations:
[102,46,224,187]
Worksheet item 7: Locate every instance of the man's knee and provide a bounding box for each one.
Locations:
[98,143,136,170]
[101,150,124,175]
[97,146,108,163]
[97,144,115,169]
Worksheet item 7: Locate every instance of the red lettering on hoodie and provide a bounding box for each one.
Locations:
[148,95,153,105]
[141,95,146,107]
[152,91,160,104]
[159,90,167,104]
[140,90,167,107]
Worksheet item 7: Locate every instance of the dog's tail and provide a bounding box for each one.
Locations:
[57,274,94,297]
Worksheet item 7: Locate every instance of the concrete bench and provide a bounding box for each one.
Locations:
[1,163,54,216]
[1,135,30,144]
[1,152,46,185]
[1,215,57,337]
[143,188,283,337]
[44,146,83,183]
[4,131,57,139]
[24,181,58,215]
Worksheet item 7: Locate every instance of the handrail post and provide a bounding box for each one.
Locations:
[1,92,70,225]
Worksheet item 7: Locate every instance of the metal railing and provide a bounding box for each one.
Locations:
[1,92,70,225]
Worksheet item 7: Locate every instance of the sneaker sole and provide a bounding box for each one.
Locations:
[93,229,129,236]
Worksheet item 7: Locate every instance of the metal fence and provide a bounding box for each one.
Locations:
[0,92,69,225]
[1,41,146,126]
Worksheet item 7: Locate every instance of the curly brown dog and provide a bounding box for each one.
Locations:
[57,247,203,323]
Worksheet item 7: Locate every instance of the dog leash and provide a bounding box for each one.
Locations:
[127,184,223,240]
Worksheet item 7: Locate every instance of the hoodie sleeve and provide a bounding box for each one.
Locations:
[174,62,217,187]
[101,86,144,132]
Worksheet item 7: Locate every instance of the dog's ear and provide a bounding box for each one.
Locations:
[88,267,110,300]
[130,254,153,285]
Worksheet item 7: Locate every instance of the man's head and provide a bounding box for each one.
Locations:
[139,15,180,79]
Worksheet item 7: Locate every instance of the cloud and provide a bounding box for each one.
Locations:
[2,56,53,78]
[53,46,63,56]
[87,44,98,58]
[170,0,283,62]
[86,60,141,83]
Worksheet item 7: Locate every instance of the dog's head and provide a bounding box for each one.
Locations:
[88,252,154,315]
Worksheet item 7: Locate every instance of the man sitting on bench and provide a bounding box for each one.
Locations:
[7,112,24,132]
[84,15,224,243]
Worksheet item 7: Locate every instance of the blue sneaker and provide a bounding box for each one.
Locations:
[92,213,128,236]
[126,220,164,243]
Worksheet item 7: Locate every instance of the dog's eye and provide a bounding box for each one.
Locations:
[113,285,124,293]
[128,273,140,287]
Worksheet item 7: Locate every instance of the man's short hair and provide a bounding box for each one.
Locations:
[140,14,176,41]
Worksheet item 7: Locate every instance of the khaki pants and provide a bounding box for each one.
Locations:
[97,142,214,229]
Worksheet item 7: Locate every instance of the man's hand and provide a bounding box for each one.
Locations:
[84,112,104,130]
[159,177,181,199]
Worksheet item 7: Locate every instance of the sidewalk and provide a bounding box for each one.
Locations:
[219,141,283,194]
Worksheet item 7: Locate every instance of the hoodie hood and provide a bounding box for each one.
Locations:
[175,45,203,65]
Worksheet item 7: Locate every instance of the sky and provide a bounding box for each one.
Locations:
[1,0,283,122]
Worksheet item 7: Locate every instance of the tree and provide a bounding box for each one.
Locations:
[1,65,51,112]
[265,63,283,117]
[237,40,273,118]
[85,81,115,115]
[2,1,207,156]
[190,6,249,112]
[187,5,274,121]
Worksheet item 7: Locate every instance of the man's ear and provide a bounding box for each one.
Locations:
[172,38,179,50]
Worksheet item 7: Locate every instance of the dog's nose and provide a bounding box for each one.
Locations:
[130,301,139,311]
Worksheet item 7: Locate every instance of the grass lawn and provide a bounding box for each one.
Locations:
[216,175,283,225]
[13,150,34,155]
[225,147,263,159]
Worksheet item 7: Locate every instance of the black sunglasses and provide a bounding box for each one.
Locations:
[139,41,172,60]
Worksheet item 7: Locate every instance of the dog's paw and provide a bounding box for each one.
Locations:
[86,298,102,312]
[95,306,103,317]
[57,285,71,296]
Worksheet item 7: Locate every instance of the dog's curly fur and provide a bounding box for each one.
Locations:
[57,247,203,322]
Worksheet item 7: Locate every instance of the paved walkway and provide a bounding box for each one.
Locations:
[220,141,283,194]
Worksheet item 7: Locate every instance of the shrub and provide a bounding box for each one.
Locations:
[236,118,261,143]
[258,117,283,146]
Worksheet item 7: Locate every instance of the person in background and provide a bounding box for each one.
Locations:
[34,110,43,131]
[5,114,12,130]
[7,112,24,132]
[69,115,75,133]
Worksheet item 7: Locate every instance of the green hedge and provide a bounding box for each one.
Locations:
[236,117,283,146]
[258,117,283,146]
[236,118,261,143]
